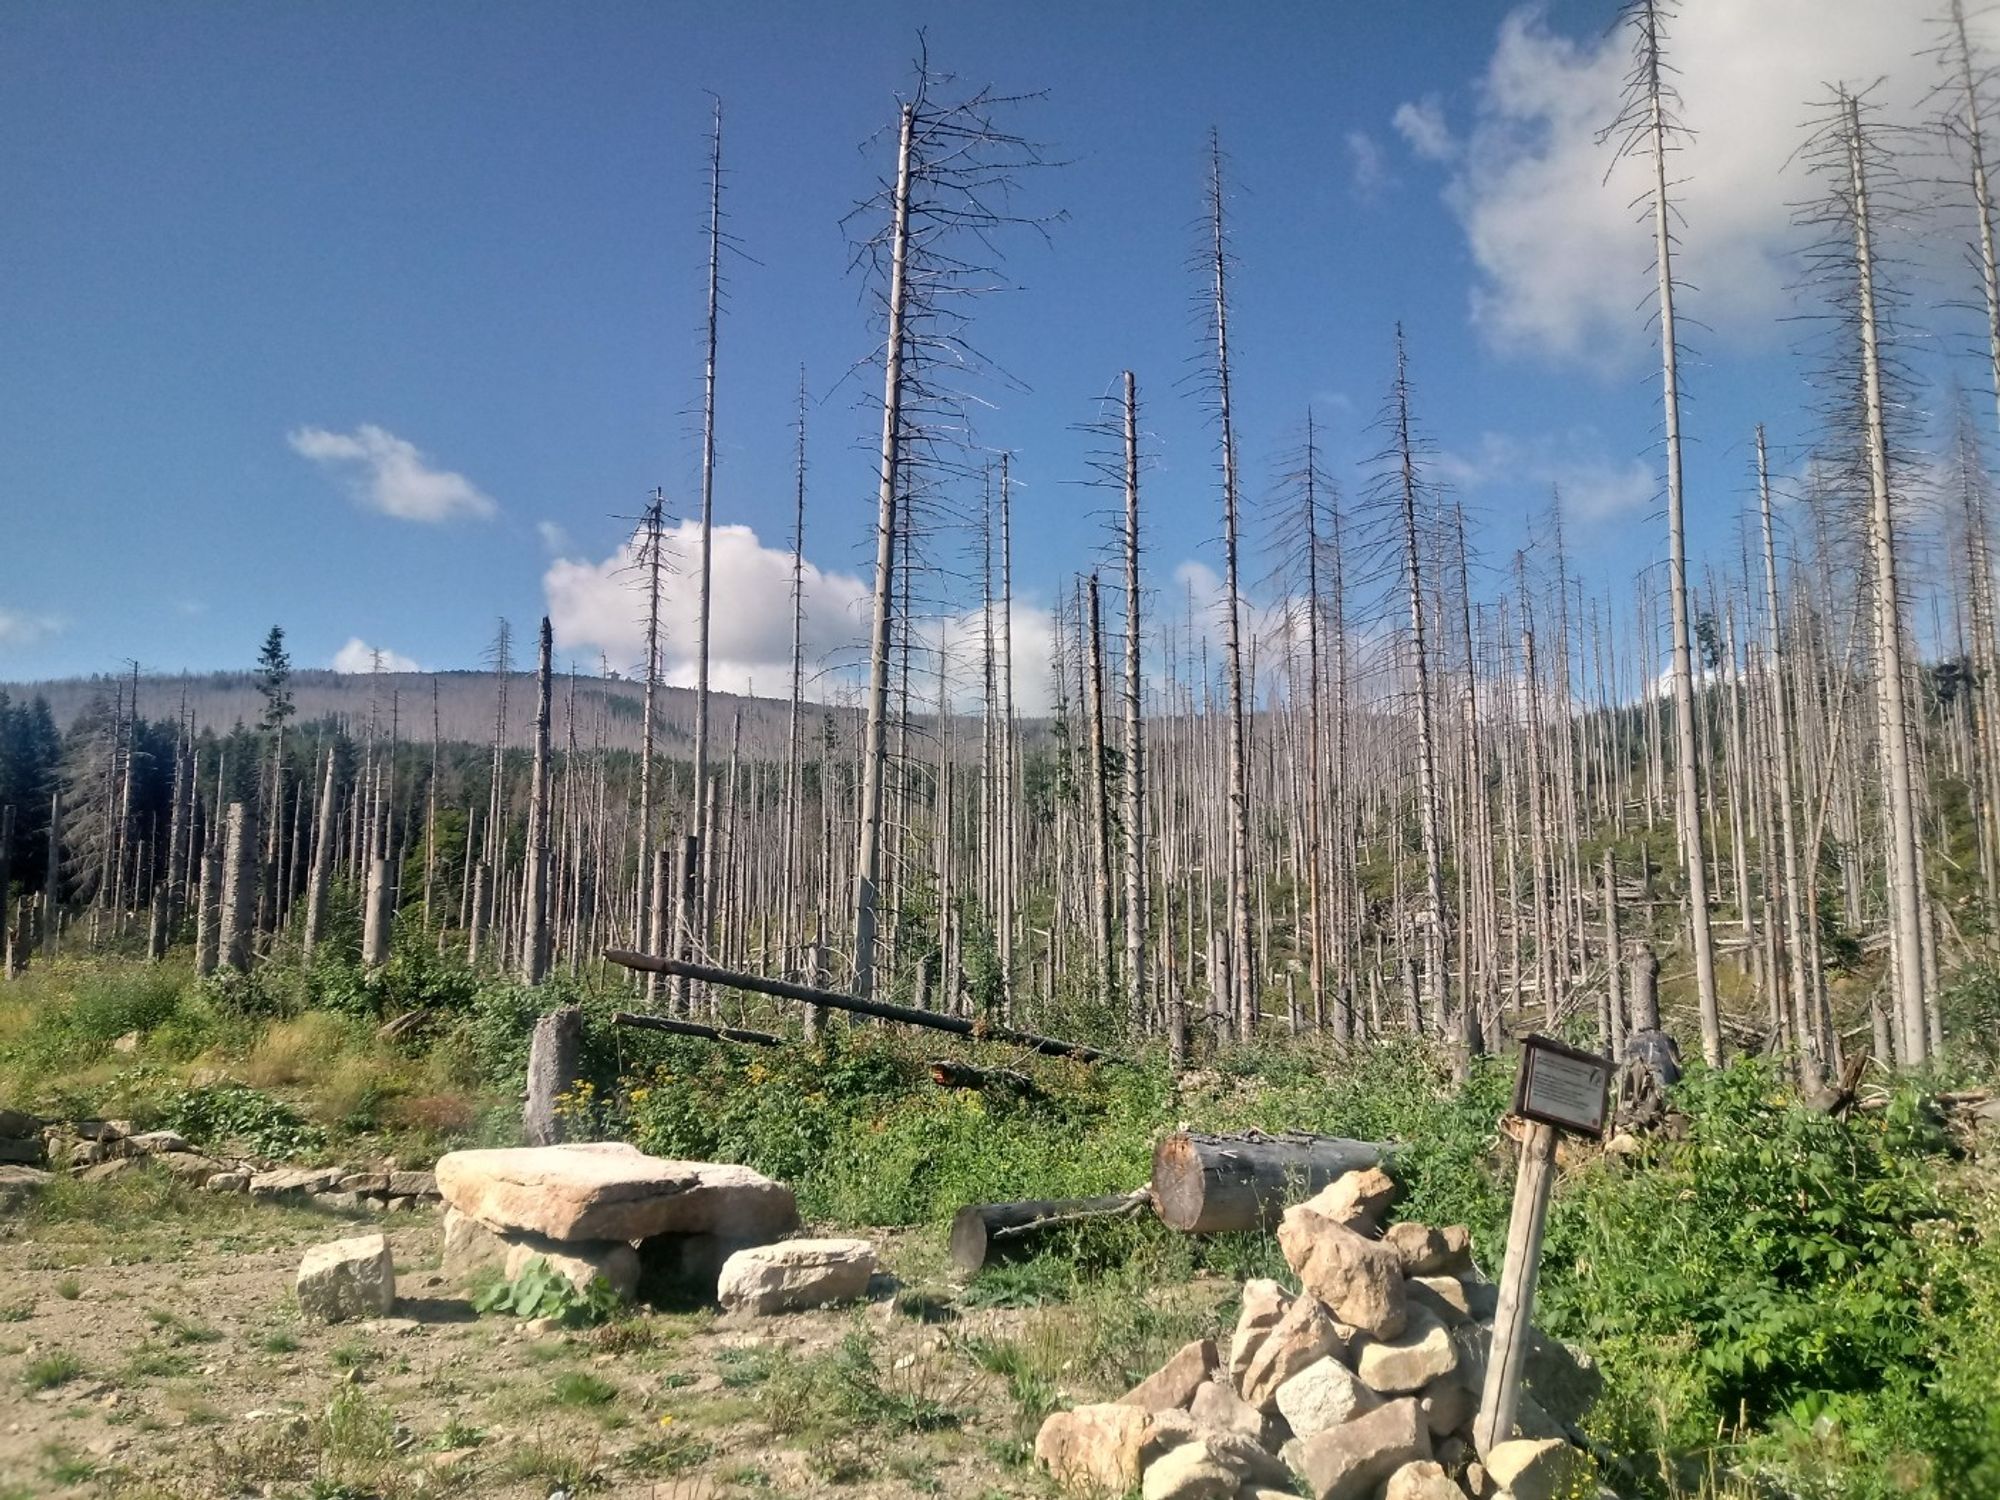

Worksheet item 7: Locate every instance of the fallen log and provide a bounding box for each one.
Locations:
[949,1189,1152,1272]
[1151,1129,1389,1234]
[928,1058,1038,1097]
[611,1012,783,1048]
[603,949,1125,1064]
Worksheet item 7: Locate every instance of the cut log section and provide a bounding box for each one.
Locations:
[611,1011,783,1048]
[948,1189,1152,1272]
[1151,1129,1388,1234]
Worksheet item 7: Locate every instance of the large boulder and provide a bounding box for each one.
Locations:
[434,1142,798,1243]
[1121,1338,1219,1412]
[716,1238,875,1315]
[1294,1397,1430,1500]
[1275,1356,1380,1439]
[296,1233,395,1322]
[1035,1402,1150,1494]
[441,1206,511,1282]
[1278,1202,1406,1338]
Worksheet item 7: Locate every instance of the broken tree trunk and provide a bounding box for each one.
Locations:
[604,949,1125,1063]
[1151,1129,1388,1234]
[928,1058,1038,1097]
[949,1189,1152,1272]
[523,1005,583,1147]
[611,1011,782,1048]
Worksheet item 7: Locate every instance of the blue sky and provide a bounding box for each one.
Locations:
[1,1,1987,701]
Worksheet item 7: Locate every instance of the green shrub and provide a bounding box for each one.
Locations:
[158,1080,327,1159]
[472,1255,621,1328]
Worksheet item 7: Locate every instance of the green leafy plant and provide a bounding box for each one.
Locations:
[158,1080,326,1160]
[471,1255,621,1328]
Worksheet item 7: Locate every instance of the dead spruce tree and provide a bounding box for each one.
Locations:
[845,51,1052,1003]
[520,616,554,983]
[1605,0,1722,1063]
[1201,132,1257,1040]
[1798,88,1932,1066]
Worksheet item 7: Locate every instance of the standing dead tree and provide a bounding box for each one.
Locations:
[1604,0,1722,1063]
[844,47,1054,1004]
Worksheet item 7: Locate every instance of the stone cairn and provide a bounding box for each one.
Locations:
[1035,1165,1608,1500]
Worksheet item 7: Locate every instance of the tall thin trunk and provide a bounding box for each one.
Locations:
[1121,372,1147,1034]
[521,616,554,984]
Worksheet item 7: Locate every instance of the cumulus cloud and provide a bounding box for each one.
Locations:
[0,608,61,648]
[1393,96,1454,161]
[545,520,872,697]
[536,520,573,557]
[1445,3,1995,365]
[289,424,497,523]
[332,638,421,673]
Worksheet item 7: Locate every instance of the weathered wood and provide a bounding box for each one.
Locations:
[611,1011,782,1048]
[1475,1118,1557,1455]
[948,1190,1150,1272]
[604,949,1124,1063]
[1151,1129,1388,1234]
[927,1059,1037,1096]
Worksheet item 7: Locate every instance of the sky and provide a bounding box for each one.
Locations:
[3,0,1995,711]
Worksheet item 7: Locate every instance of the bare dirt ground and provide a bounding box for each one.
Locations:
[0,1176,1230,1500]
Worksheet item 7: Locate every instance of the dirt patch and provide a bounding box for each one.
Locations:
[0,1171,1222,1499]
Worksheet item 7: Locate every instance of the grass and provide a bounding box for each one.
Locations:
[550,1370,619,1408]
[22,1349,85,1391]
[0,1299,32,1322]
[55,1275,81,1300]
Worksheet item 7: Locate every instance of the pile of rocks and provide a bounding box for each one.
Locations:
[0,1106,445,1212]
[434,1141,876,1316]
[1036,1166,1605,1500]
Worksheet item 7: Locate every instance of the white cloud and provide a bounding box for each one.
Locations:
[1393,96,1454,162]
[0,608,60,648]
[536,520,573,557]
[544,520,871,698]
[288,424,497,523]
[1437,429,1653,523]
[331,638,421,673]
[1346,131,1388,194]
[1446,3,1995,365]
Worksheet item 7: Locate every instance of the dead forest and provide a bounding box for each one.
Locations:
[9,2,2000,1086]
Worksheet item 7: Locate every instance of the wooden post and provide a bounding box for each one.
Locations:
[1474,1118,1557,1455]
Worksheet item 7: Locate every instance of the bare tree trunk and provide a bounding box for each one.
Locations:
[219,802,253,974]
[851,104,914,1003]
[685,98,725,1007]
[1121,372,1147,1034]
[521,616,554,983]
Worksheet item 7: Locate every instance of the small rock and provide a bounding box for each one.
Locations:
[339,1172,390,1194]
[1196,1429,1293,1489]
[1383,1222,1461,1276]
[1141,1441,1238,1500]
[78,1157,138,1183]
[0,1107,39,1138]
[296,1233,395,1323]
[1278,1204,1406,1338]
[523,1314,564,1337]
[1482,1437,1592,1500]
[251,1167,344,1200]
[0,1136,46,1167]
[1419,1378,1474,1437]
[385,1195,416,1213]
[1296,1396,1430,1500]
[1240,1292,1344,1409]
[124,1130,189,1156]
[1384,1458,1466,1500]
[0,1164,52,1211]
[317,1191,362,1212]
[111,1031,140,1054]
[203,1170,250,1193]
[1275,1356,1380,1439]
[1228,1278,1292,1388]
[1356,1307,1461,1395]
[386,1170,437,1199]
[1121,1338,1218,1412]
[153,1152,224,1183]
[1034,1402,1150,1494]
[716,1238,875,1316]
[1304,1165,1398,1234]
[1137,1407,1201,1464]
[1188,1379,1278,1448]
